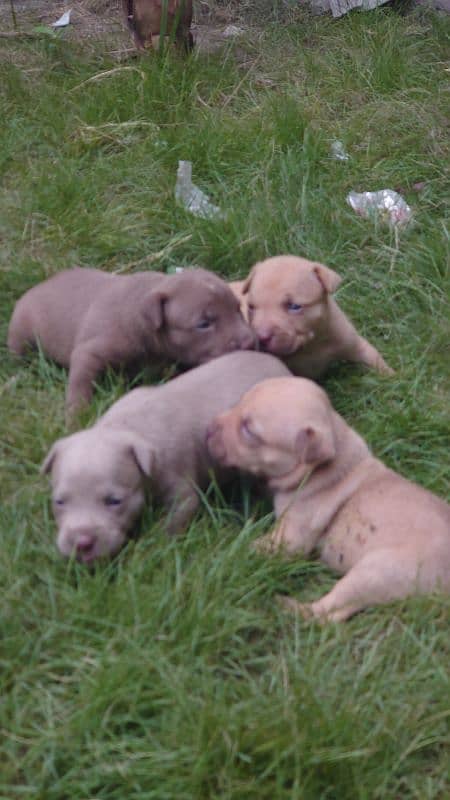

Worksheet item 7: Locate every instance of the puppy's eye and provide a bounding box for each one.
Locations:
[247,303,255,314]
[54,498,65,506]
[286,301,303,313]
[104,496,122,507]
[240,418,261,445]
[196,319,213,331]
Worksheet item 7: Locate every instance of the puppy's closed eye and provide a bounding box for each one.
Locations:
[54,497,67,507]
[103,495,123,507]
[196,318,215,331]
[240,417,262,445]
[285,300,303,313]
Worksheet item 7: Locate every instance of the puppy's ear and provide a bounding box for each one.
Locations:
[126,437,153,477]
[40,441,61,475]
[241,265,258,295]
[295,424,335,465]
[143,291,168,330]
[313,263,342,294]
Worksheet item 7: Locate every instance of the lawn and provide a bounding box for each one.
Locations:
[1,5,449,798]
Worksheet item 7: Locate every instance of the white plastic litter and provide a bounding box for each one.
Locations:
[331,140,350,161]
[310,0,390,16]
[223,25,245,38]
[51,9,72,28]
[175,161,223,220]
[347,189,412,227]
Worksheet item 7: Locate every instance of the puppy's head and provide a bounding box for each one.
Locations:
[41,428,152,562]
[242,255,342,357]
[143,268,255,365]
[206,377,336,492]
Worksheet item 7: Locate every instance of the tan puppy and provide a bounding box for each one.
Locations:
[8,267,254,415]
[122,0,193,51]
[240,255,393,379]
[42,352,291,562]
[207,377,450,621]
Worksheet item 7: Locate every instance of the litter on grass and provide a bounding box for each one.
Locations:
[311,0,391,18]
[223,25,245,38]
[347,189,412,227]
[51,9,72,28]
[331,140,350,161]
[175,161,223,220]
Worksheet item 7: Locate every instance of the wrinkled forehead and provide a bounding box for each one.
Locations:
[251,259,323,305]
[240,378,329,423]
[52,434,137,489]
[170,272,237,316]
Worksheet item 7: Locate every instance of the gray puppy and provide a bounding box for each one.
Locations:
[8,266,255,415]
[42,351,291,562]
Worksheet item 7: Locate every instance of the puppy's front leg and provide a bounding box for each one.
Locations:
[253,508,314,556]
[66,343,107,419]
[351,335,394,376]
[162,483,200,536]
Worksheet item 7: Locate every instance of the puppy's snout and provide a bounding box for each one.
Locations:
[206,419,220,443]
[68,529,98,563]
[206,419,226,462]
[258,333,274,351]
[76,533,95,553]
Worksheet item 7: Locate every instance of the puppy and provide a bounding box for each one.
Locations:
[42,351,291,562]
[240,255,393,379]
[207,377,450,621]
[8,267,254,415]
[122,0,193,51]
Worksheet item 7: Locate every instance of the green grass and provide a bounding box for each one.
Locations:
[1,7,450,798]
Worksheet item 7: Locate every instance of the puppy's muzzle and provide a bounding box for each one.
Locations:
[63,526,101,563]
[205,420,227,463]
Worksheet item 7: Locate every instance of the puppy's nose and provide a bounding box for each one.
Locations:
[258,333,274,351]
[205,420,226,461]
[206,420,220,441]
[76,533,95,555]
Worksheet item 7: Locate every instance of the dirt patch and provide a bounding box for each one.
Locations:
[0,1,252,54]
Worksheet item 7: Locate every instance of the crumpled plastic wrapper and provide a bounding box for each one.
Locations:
[175,161,223,220]
[331,140,350,161]
[52,9,72,28]
[223,25,245,38]
[329,0,390,17]
[347,189,412,227]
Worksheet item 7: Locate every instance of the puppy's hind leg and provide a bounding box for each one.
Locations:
[283,548,421,623]
[7,304,33,356]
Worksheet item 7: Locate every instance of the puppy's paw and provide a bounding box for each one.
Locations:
[252,533,283,555]
[381,362,395,377]
[276,594,314,619]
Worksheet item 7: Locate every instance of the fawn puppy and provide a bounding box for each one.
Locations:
[207,377,450,621]
[230,255,393,379]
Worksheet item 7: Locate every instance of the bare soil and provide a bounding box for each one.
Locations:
[0,0,247,55]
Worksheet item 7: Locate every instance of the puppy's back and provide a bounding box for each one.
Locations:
[101,351,291,441]
[8,268,113,364]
